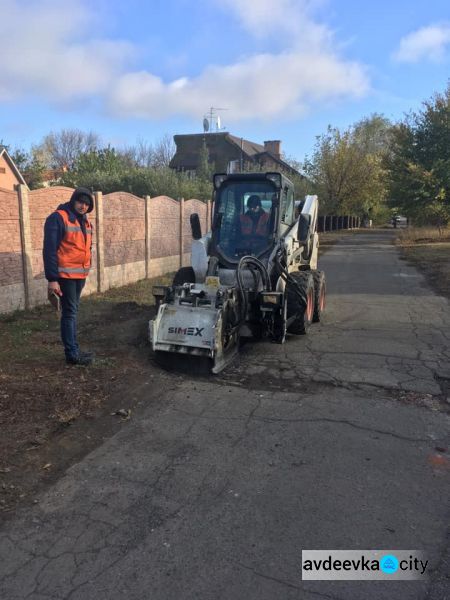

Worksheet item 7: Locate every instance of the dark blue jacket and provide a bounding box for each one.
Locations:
[43,189,94,282]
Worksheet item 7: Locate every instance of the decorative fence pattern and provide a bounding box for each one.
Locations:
[0,186,210,313]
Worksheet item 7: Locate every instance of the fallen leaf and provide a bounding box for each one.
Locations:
[112,408,131,419]
[42,463,52,470]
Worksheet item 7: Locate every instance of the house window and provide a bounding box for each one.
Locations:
[227,160,239,174]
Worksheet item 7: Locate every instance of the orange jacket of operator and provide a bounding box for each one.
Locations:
[56,209,92,279]
[240,212,270,237]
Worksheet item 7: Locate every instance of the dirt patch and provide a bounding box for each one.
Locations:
[0,275,173,518]
[396,228,450,301]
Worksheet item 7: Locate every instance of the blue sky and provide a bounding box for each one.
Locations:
[0,0,449,161]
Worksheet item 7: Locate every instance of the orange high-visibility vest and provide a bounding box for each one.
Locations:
[240,212,270,237]
[56,210,92,279]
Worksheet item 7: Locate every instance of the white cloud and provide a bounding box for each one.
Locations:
[393,24,450,63]
[110,51,368,121]
[0,0,369,122]
[0,0,134,103]
[110,0,369,120]
[218,0,330,48]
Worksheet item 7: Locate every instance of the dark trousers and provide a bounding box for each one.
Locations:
[59,278,86,360]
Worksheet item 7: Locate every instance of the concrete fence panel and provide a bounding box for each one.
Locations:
[149,195,181,278]
[0,187,227,313]
[102,192,146,290]
[0,187,24,312]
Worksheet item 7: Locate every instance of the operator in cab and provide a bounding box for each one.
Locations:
[239,195,270,253]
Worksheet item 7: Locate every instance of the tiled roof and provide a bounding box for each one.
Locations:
[226,134,265,156]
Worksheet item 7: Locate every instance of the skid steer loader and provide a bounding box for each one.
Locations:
[149,172,326,373]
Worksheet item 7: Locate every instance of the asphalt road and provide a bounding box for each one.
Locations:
[1,230,449,600]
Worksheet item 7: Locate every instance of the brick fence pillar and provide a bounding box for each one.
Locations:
[17,184,33,309]
[95,191,106,292]
[144,195,151,278]
[180,197,185,267]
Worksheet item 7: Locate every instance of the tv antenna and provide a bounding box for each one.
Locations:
[203,107,228,133]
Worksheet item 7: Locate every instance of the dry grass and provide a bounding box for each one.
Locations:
[396,226,450,246]
[397,227,450,300]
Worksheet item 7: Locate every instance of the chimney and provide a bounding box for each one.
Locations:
[264,140,281,159]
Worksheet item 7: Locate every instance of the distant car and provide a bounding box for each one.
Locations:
[392,216,408,228]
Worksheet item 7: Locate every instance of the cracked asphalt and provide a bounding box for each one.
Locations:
[1,230,450,600]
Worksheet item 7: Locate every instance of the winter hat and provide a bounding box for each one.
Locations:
[69,187,94,213]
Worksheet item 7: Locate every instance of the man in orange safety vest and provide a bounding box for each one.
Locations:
[43,188,95,366]
[239,195,270,252]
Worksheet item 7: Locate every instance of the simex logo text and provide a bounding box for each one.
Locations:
[168,327,204,336]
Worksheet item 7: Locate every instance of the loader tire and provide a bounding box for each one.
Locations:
[173,267,195,286]
[286,271,314,334]
[312,270,326,323]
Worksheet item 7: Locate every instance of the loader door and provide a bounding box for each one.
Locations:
[212,180,279,263]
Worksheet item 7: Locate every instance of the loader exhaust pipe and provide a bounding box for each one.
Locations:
[190,213,202,240]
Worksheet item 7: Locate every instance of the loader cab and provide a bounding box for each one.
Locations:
[211,172,295,267]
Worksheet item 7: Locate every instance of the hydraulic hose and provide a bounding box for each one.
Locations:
[236,255,271,325]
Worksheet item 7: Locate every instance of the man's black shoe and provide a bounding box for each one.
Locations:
[66,354,93,366]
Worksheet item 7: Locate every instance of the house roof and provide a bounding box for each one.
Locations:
[0,145,27,185]
[253,151,301,177]
[226,134,265,157]
[169,132,302,177]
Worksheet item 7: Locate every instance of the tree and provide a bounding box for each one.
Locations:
[120,139,155,168]
[57,143,211,200]
[353,114,392,155]
[303,115,391,219]
[7,146,28,172]
[35,129,100,170]
[282,153,313,198]
[386,83,450,227]
[152,134,176,169]
[58,146,128,189]
[196,139,213,181]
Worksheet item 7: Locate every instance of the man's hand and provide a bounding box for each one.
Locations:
[48,281,62,296]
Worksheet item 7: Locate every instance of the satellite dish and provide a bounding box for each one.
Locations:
[203,118,209,133]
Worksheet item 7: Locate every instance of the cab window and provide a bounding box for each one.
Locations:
[281,187,295,225]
